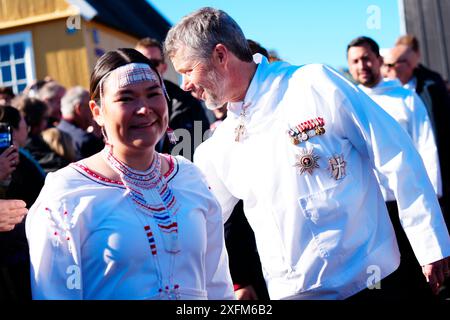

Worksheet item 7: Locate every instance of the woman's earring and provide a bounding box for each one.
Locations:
[101,126,109,145]
[166,127,178,144]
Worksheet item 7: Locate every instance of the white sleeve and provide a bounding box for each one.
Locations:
[194,140,239,222]
[25,174,83,300]
[184,161,235,300]
[319,66,450,265]
[204,194,235,300]
[407,92,442,197]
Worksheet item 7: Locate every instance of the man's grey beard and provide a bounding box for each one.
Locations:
[205,100,226,110]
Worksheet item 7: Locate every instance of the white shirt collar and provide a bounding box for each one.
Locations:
[358,78,403,95]
[226,54,270,118]
[404,76,417,91]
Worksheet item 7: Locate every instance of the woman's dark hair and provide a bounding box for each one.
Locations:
[0,105,21,129]
[90,48,163,103]
[14,97,48,129]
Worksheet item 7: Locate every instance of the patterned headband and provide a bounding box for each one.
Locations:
[98,62,168,108]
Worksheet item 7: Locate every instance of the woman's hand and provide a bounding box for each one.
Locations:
[0,146,19,181]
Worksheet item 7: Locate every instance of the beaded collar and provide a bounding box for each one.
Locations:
[102,145,180,254]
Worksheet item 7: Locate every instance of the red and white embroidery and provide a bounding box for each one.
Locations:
[71,162,124,186]
[44,203,74,253]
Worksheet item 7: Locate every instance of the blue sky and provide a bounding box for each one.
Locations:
[148,0,403,69]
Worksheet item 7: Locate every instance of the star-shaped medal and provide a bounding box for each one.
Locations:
[294,148,320,175]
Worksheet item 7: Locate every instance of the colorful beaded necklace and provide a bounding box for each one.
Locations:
[102,145,180,254]
[102,145,181,299]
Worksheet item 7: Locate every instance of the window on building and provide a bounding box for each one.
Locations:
[0,31,36,94]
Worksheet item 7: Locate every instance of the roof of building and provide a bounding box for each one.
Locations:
[86,0,171,42]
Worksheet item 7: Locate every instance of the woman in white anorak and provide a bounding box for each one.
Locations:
[26,48,234,300]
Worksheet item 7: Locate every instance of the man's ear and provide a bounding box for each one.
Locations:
[378,55,384,66]
[89,100,104,126]
[213,44,228,66]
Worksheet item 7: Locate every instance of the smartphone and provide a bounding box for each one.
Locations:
[0,122,12,154]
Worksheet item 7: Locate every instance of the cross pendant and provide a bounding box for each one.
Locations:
[235,123,246,142]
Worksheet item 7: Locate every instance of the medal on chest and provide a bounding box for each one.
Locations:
[294,147,320,175]
[287,117,326,145]
[234,102,251,142]
[328,154,346,180]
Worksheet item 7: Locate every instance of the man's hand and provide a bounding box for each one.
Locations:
[422,257,449,295]
[234,285,258,300]
[0,199,28,232]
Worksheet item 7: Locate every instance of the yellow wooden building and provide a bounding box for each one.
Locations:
[0,0,173,94]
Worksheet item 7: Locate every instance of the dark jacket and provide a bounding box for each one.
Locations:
[24,134,70,173]
[0,149,42,301]
[158,80,210,161]
[414,65,450,221]
[224,201,270,300]
[57,120,104,160]
[6,149,45,208]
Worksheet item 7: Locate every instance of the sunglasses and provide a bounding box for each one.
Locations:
[384,59,408,68]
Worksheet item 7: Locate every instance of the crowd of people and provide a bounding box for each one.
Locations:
[1,7,449,300]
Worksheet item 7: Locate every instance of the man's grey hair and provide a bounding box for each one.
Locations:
[37,81,65,100]
[61,86,89,117]
[164,7,253,63]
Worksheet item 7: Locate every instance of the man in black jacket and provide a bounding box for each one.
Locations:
[385,35,450,223]
[135,38,210,161]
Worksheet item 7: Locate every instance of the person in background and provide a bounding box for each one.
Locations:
[57,86,103,160]
[0,198,28,301]
[0,200,27,232]
[0,87,15,107]
[36,80,66,127]
[0,106,44,301]
[347,36,442,298]
[0,146,18,189]
[384,35,450,229]
[165,7,450,300]
[15,97,69,172]
[136,37,210,161]
[0,106,45,207]
[25,48,234,300]
[347,36,441,198]
[0,106,19,203]
[41,128,76,163]
[23,79,50,99]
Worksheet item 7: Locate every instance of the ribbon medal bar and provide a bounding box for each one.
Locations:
[287,117,326,145]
